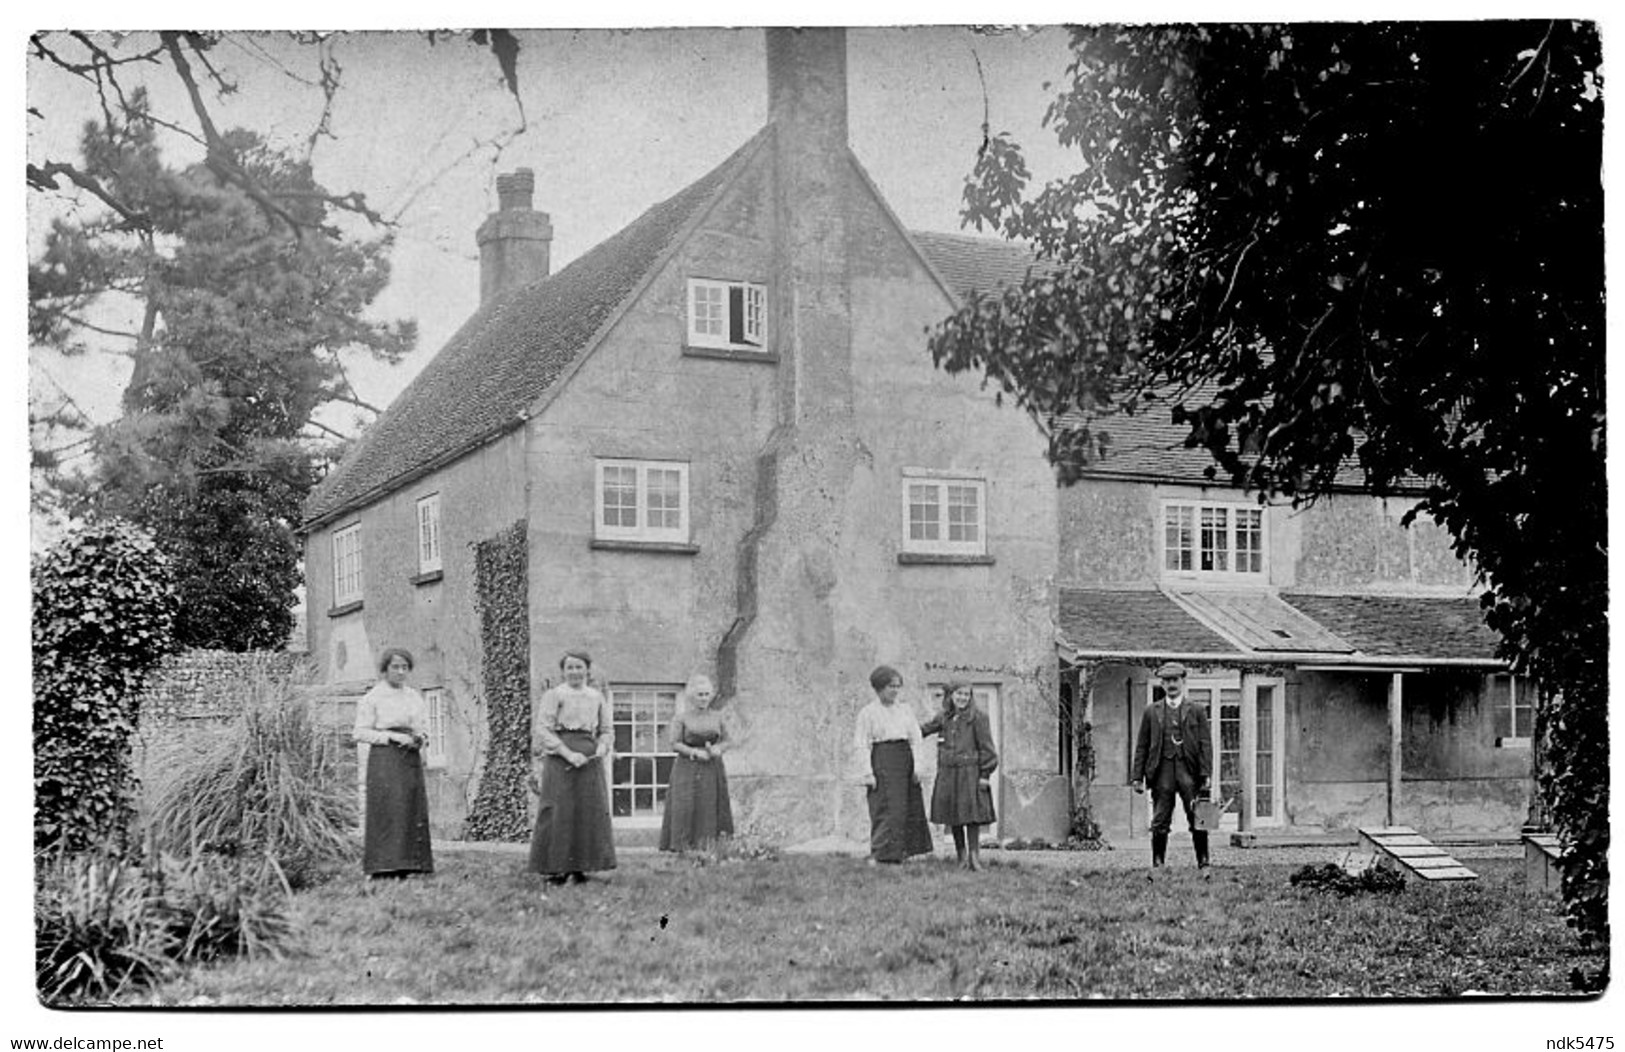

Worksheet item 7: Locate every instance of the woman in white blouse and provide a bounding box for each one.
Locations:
[527,649,617,885]
[853,664,934,864]
[353,647,434,878]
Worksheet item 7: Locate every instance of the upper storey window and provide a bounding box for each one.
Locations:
[688,278,765,352]
[1162,501,1266,580]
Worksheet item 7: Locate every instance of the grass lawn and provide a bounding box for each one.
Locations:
[128,849,1597,1004]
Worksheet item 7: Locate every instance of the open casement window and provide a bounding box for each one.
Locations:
[687,278,766,351]
[416,493,442,574]
[423,687,447,769]
[903,474,987,556]
[609,684,679,820]
[332,522,363,606]
[1491,673,1536,747]
[1162,501,1267,580]
[595,459,690,544]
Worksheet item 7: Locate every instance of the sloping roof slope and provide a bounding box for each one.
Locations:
[910,230,1043,301]
[303,132,767,527]
[1058,588,1240,657]
[1280,594,1500,662]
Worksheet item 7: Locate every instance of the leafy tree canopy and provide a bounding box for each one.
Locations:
[930,21,1604,962]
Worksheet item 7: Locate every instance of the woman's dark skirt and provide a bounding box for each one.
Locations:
[867,740,934,862]
[363,739,434,876]
[930,763,996,826]
[528,730,617,875]
[659,754,735,851]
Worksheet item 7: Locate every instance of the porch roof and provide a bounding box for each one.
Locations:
[1057,588,1243,660]
[1059,587,1504,667]
[1279,593,1502,662]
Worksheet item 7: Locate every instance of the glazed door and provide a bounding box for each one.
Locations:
[1243,678,1286,827]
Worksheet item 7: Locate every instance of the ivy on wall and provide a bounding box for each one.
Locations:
[463,520,532,842]
[33,521,178,852]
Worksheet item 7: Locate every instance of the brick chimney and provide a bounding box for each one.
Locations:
[476,168,553,305]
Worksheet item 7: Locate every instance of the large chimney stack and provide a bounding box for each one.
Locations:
[476,168,553,305]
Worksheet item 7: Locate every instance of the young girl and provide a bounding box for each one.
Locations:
[920,681,998,870]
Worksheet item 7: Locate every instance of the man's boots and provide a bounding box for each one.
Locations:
[1194,830,1211,876]
[1151,831,1168,868]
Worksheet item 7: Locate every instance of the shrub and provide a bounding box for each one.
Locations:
[144,666,357,889]
[36,842,295,1005]
[33,520,178,852]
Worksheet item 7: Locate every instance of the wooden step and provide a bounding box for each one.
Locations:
[1358,826,1477,882]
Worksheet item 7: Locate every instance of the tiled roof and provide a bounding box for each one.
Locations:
[1058,588,1241,657]
[910,230,1045,301]
[303,131,768,527]
[1280,594,1501,662]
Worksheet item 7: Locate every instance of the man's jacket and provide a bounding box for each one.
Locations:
[1130,698,1213,784]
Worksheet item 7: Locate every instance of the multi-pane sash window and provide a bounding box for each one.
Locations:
[423,687,447,769]
[688,278,766,351]
[1163,501,1266,578]
[903,475,986,556]
[332,522,363,605]
[1492,673,1536,744]
[416,493,442,574]
[610,684,679,818]
[595,460,690,543]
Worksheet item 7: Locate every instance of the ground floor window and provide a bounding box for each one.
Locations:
[609,684,679,817]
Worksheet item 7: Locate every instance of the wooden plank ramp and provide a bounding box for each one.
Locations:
[1358,826,1478,881]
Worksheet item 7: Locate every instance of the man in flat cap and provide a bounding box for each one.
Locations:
[1130,661,1214,877]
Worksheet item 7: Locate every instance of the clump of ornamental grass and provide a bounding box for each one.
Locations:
[35,841,295,1005]
[145,667,357,889]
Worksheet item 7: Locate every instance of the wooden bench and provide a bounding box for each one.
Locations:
[1523,833,1564,893]
[1357,826,1478,881]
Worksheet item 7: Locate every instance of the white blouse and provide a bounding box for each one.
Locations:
[852,698,927,779]
[353,681,429,746]
[532,683,614,757]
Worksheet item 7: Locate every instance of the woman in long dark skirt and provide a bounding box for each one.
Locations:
[659,673,735,852]
[528,649,617,885]
[853,664,933,864]
[920,680,998,870]
[353,647,434,878]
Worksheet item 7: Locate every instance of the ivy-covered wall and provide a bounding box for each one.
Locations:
[137,649,305,722]
[463,520,532,841]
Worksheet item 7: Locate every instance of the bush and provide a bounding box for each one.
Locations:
[144,666,357,889]
[33,521,178,852]
[35,842,293,1005]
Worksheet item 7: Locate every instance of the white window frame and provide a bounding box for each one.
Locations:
[1161,499,1268,581]
[609,683,681,824]
[1492,673,1536,747]
[902,472,987,556]
[687,277,767,351]
[594,459,691,544]
[416,493,442,575]
[423,687,447,769]
[332,522,363,606]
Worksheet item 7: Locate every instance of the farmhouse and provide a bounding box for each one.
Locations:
[301,27,1532,846]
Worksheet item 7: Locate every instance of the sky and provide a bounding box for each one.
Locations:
[9,6,1622,1048]
[25,26,1081,458]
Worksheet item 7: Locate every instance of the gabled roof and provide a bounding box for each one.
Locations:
[303,131,769,528]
